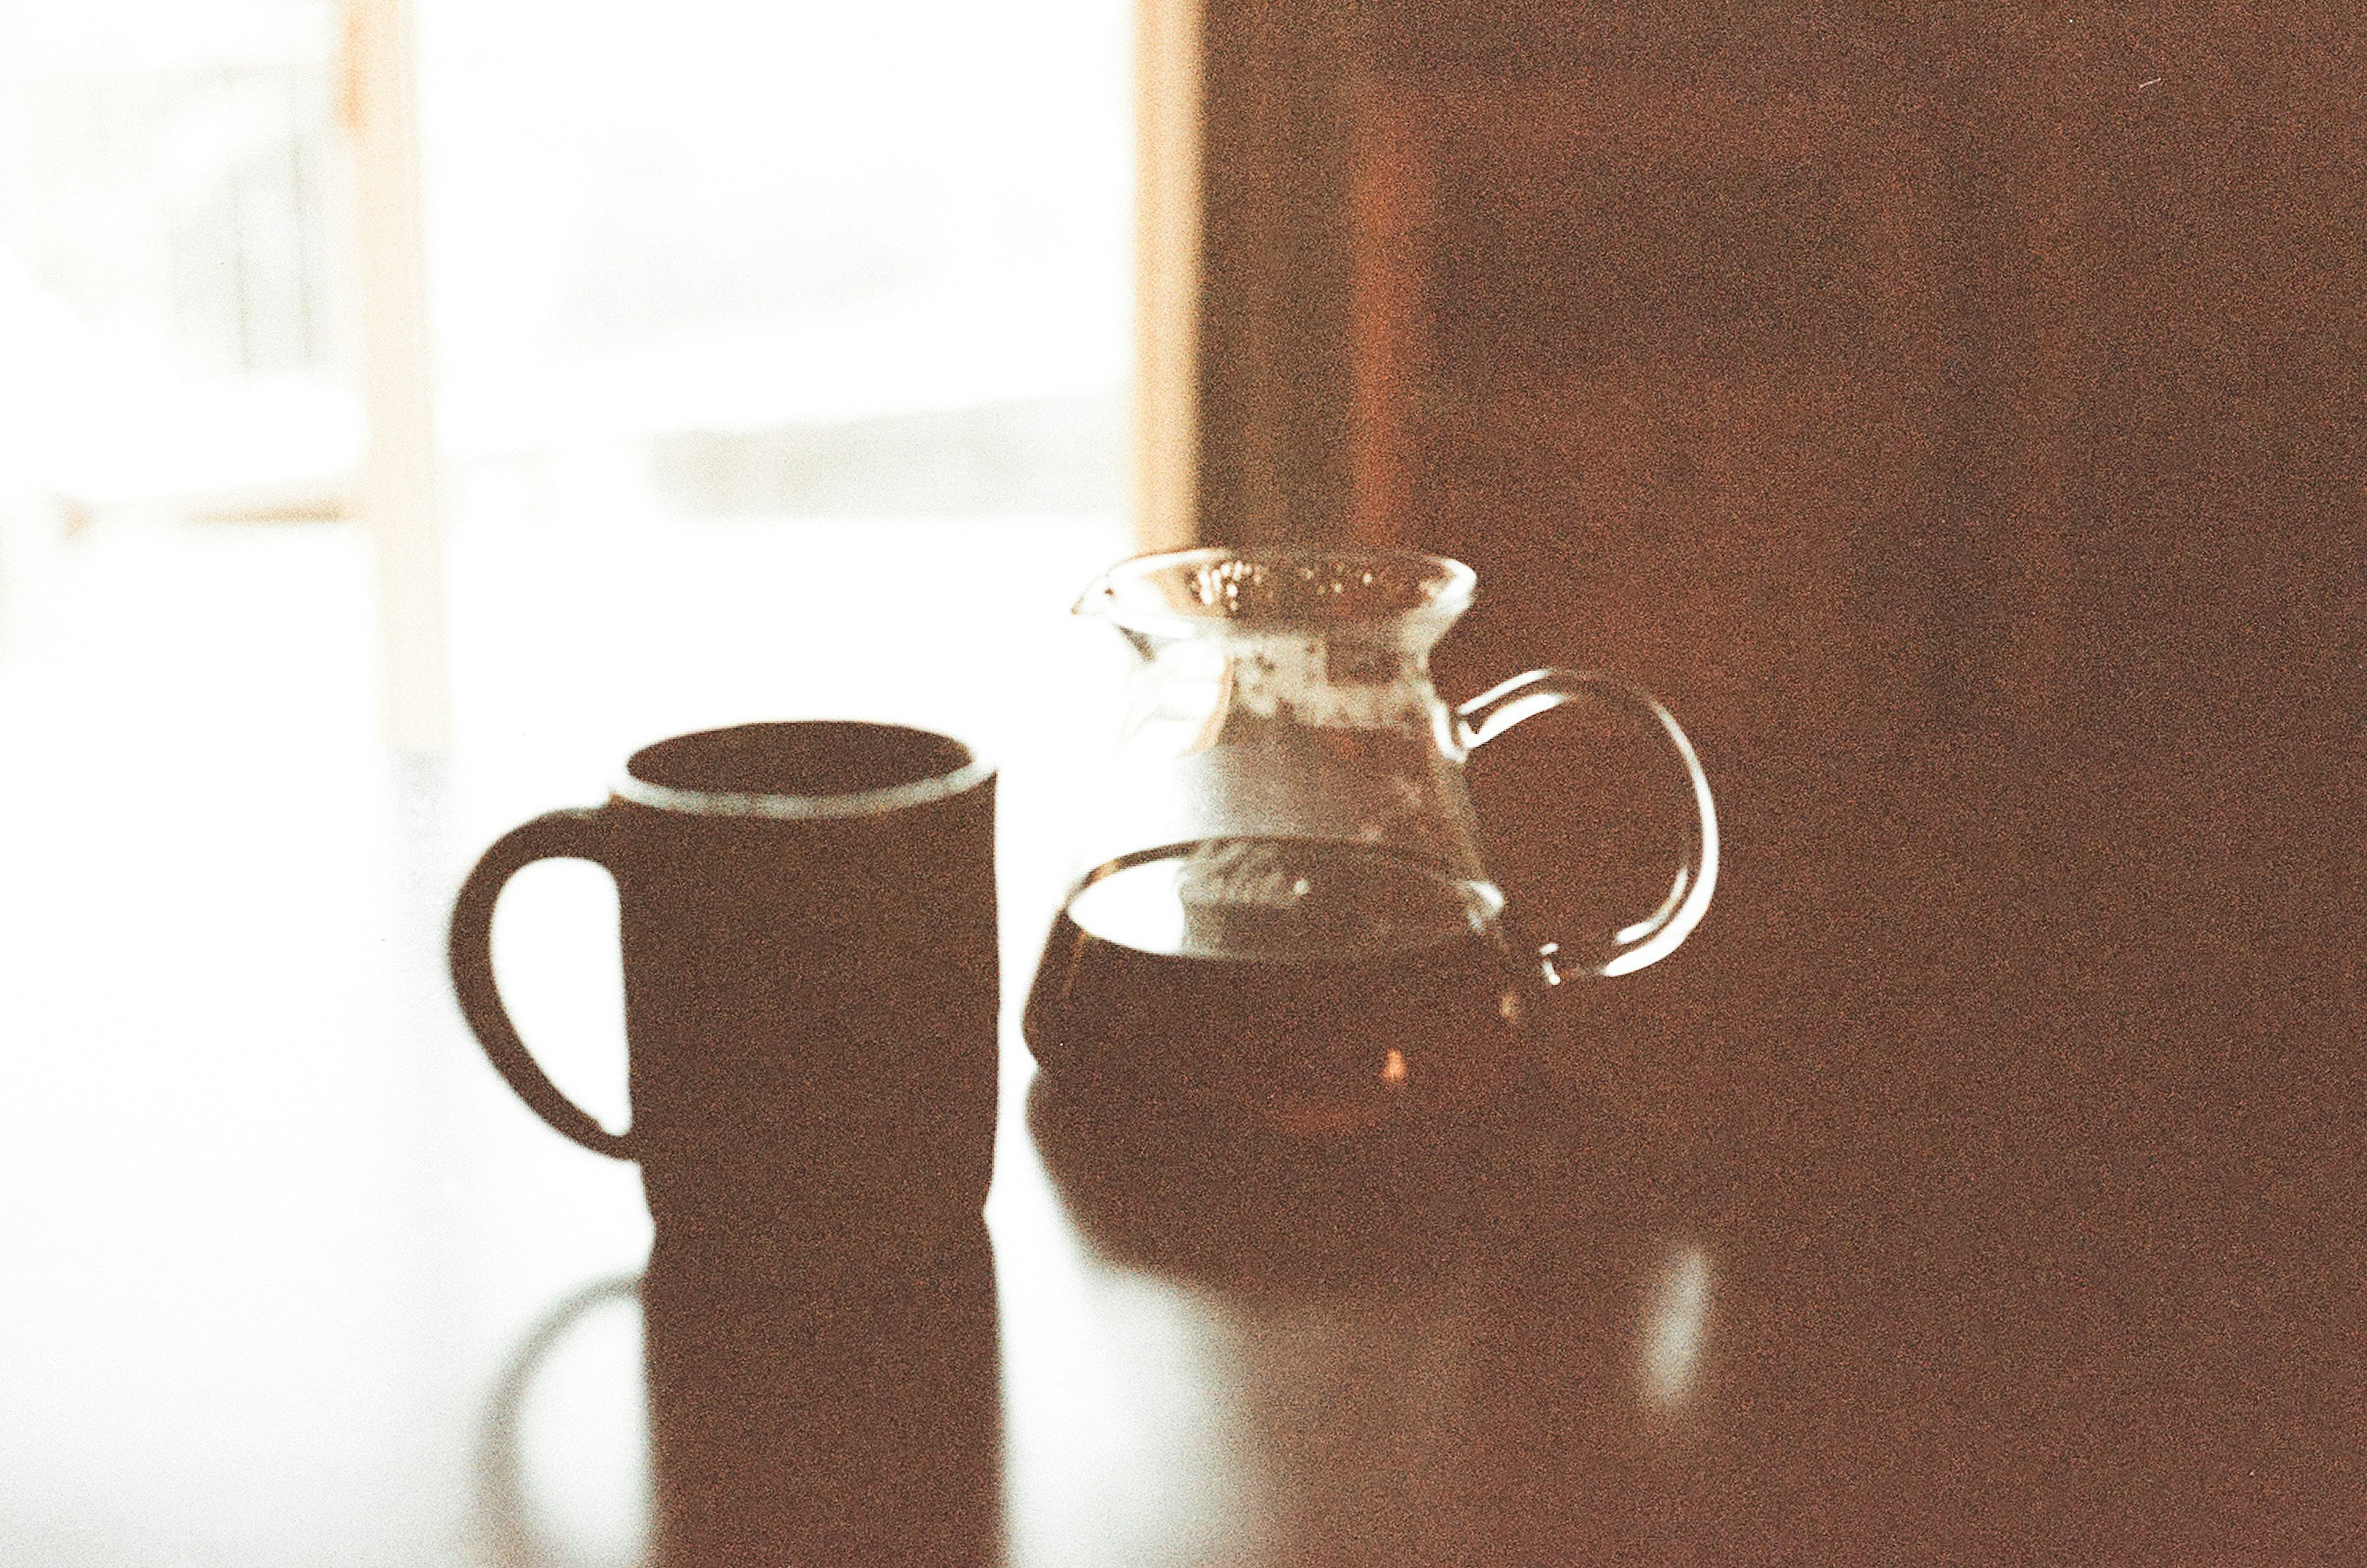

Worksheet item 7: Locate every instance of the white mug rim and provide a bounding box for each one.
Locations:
[611,722,993,821]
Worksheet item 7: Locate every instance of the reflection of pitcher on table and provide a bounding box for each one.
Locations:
[1024,546,1719,1136]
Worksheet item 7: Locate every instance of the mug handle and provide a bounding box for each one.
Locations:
[1457,669,1719,981]
[448,807,635,1160]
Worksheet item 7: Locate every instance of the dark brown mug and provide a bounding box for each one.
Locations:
[449,722,999,1253]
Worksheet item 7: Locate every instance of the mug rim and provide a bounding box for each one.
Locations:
[613,721,994,821]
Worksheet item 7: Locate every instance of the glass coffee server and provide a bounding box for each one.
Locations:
[1024,546,1717,1136]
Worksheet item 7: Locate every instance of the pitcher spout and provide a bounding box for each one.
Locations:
[1071,572,1116,619]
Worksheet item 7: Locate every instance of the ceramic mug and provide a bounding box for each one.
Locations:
[449,721,999,1254]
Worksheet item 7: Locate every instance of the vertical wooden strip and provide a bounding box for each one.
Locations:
[1348,93,1431,547]
[1134,0,1203,552]
[1197,0,1360,546]
[345,0,451,751]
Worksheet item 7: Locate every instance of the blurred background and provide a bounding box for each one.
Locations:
[0,0,1128,533]
[0,1,1130,1562]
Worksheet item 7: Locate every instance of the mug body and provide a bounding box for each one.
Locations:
[448,720,998,1252]
[608,723,999,1250]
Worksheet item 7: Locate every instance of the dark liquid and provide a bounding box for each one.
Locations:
[1023,839,1528,1135]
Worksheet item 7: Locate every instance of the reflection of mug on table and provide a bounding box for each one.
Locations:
[479,1237,1004,1568]
[643,1223,1002,1567]
[448,721,1000,1252]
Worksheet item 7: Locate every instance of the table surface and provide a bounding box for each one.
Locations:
[1,507,2357,1567]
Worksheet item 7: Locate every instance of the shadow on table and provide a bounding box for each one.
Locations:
[1023,1061,1732,1566]
[1023,1064,1637,1297]
[476,1222,1003,1568]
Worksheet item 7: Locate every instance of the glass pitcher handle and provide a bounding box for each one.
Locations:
[1456,669,1719,980]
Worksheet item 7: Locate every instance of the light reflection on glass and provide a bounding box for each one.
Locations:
[1613,863,1691,947]
[1642,1244,1711,1406]
[478,1275,649,1568]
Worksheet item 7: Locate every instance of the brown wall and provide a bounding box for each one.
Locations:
[1193,4,2364,1548]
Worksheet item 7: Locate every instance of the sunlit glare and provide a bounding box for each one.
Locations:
[1642,1244,1711,1406]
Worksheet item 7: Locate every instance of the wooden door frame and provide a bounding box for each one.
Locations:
[1135,0,1203,551]
[344,0,450,751]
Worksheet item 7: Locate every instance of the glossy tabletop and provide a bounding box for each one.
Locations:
[1,507,2357,1566]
